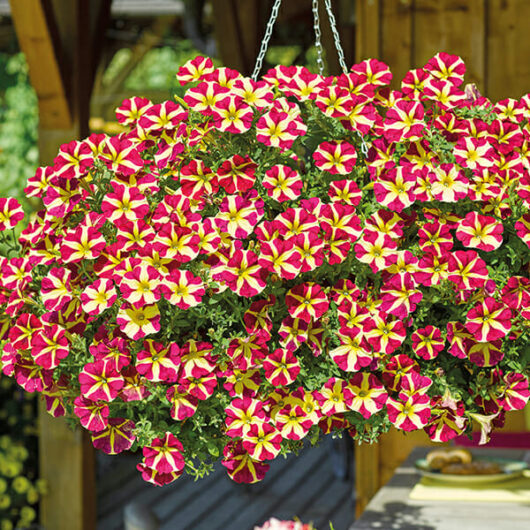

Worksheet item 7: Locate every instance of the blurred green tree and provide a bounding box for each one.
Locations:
[0,53,38,202]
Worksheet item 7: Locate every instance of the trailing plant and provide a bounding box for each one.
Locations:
[1,53,530,485]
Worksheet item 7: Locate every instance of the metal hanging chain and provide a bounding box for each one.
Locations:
[311,0,325,75]
[321,0,368,155]
[358,133,369,157]
[323,0,348,74]
[251,0,283,81]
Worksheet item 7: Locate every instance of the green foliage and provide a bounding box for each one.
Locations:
[0,435,44,530]
[0,53,39,203]
[104,40,221,99]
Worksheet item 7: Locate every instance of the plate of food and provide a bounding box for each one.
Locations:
[415,448,528,484]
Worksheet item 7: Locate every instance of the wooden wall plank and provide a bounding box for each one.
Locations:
[380,0,413,88]
[9,0,72,129]
[487,0,530,100]
[412,0,486,87]
[356,0,487,90]
[355,0,381,62]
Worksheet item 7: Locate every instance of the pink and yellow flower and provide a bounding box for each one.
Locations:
[456,212,504,252]
[387,394,431,431]
[313,141,357,175]
[79,360,124,402]
[465,297,512,342]
[116,303,161,340]
[285,282,329,323]
[0,198,24,231]
[345,373,388,419]
[262,165,303,202]
[262,348,300,387]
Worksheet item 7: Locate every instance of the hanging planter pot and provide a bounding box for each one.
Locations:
[1,0,530,486]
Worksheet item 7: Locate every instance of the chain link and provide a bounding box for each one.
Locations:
[323,0,348,74]
[358,133,369,157]
[251,0,283,81]
[311,0,325,75]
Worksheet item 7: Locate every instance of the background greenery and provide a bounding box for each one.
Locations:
[0,53,38,202]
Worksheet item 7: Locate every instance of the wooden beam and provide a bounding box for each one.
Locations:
[91,14,174,121]
[9,0,72,129]
[11,3,110,529]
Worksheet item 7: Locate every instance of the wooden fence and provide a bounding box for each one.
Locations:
[356,0,530,101]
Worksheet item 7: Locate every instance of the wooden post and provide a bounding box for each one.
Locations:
[211,0,260,76]
[10,1,110,528]
[355,428,448,516]
[354,440,380,518]
[38,400,96,530]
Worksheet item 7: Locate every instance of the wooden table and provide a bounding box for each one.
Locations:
[350,446,530,530]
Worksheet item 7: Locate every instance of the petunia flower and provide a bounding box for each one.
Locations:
[178,159,218,198]
[313,141,357,175]
[115,96,152,125]
[142,432,185,475]
[215,249,267,297]
[456,212,504,252]
[354,231,398,273]
[242,422,282,460]
[274,404,313,441]
[91,418,136,455]
[387,394,431,431]
[166,385,198,421]
[30,324,69,369]
[262,348,300,387]
[447,250,489,290]
[81,279,117,316]
[285,283,329,323]
[411,326,445,360]
[0,198,24,231]
[73,396,110,432]
[465,297,512,342]
[160,270,204,309]
[211,96,253,134]
[135,339,180,382]
[344,373,388,419]
[101,182,150,223]
[373,166,416,212]
[79,360,124,402]
[314,377,351,417]
[424,52,465,86]
[217,154,257,194]
[222,440,270,484]
[262,165,303,202]
[225,396,267,438]
[176,56,214,85]
[120,265,162,308]
[453,137,496,170]
[116,303,161,340]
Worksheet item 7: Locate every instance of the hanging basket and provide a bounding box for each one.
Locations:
[1,51,530,486]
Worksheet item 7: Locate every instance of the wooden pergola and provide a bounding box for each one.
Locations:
[6,1,530,528]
